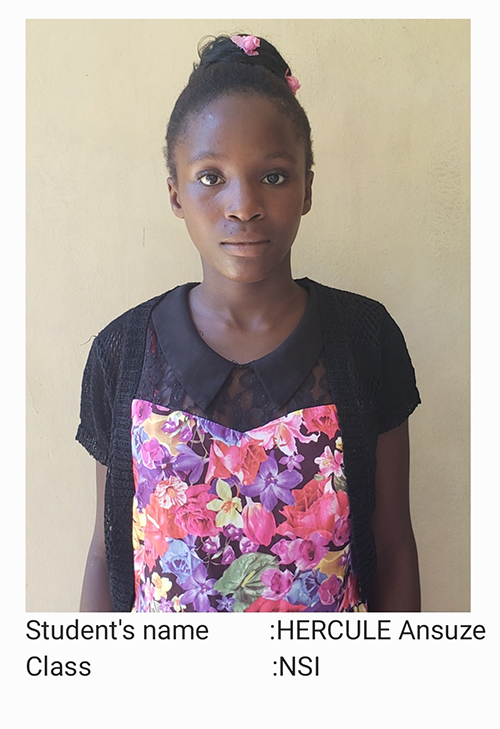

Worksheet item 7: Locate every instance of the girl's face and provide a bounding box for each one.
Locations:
[167,93,313,285]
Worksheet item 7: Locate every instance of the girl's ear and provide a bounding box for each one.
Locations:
[167,177,185,219]
[302,170,314,216]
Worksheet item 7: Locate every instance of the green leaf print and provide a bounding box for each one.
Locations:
[214,553,278,612]
[334,473,347,492]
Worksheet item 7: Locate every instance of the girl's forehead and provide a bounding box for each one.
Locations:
[178,93,305,163]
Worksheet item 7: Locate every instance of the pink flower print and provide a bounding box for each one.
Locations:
[230,34,260,56]
[206,439,268,486]
[318,573,343,606]
[144,492,187,552]
[131,399,152,426]
[302,405,340,439]
[251,412,317,456]
[141,437,169,469]
[289,533,329,570]
[270,538,295,564]
[331,511,351,547]
[173,484,218,538]
[245,597,307,612]
[134,544,146,578]
[314,445,343,478]
[242,499,276,546]
[261,568,294,600]
[277,481,351,543]
[156,476,188,509]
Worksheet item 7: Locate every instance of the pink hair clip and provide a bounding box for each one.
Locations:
[230,34,260,56]
[285,69,301,95]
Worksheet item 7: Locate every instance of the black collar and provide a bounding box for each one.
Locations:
[151,279,323,411]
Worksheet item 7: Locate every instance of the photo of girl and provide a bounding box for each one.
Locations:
[26,20,470,614]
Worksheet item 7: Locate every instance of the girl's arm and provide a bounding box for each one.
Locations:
[367,420,421,612]
[80,462,114,611]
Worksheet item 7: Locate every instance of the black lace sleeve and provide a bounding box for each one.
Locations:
[76,331,117,466]
[377,307,421,433]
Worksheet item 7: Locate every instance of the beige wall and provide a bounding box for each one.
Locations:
[26,19,469,611]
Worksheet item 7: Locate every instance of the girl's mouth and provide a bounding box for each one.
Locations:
[220,237,270,245]
[220,238,271,255]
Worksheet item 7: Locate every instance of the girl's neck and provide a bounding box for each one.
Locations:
[190,270,305,331]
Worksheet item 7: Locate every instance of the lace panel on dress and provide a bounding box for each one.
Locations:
[136,321,334,432]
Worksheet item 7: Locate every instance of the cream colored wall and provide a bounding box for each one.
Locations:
[26,19,469,611]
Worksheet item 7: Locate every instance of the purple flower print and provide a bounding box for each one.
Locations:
[221,545,236,565]
[217,595,235,612]
[174,444,206,484]
[179,564,218,612]
[202,536,220,554]
[197,418,240,445]
[135,473,157,511]
[240,537,259,554]
[242,453,302,512]
[223,524,244,541]
[339,550,350,568]
[279,453,305,471]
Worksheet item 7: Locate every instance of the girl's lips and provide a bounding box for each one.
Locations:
[220,238,270,245]
[220,239,271,256]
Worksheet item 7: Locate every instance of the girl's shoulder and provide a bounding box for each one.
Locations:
[92,286,184,354]
[310,278,386,310]
[307,278,392,334]
[97,291,168,339]
[85,288,178,384]
[309,279,420,430]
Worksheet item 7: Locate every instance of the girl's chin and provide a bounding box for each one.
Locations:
[200,253,293,287]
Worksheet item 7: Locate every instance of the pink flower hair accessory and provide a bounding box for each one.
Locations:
[286,69,301,95]
[230,34,260,56]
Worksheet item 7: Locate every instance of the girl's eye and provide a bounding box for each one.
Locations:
[198,173,223,186]
[263,172,286,185]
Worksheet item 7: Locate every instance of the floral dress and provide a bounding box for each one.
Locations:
[131,398,366,613]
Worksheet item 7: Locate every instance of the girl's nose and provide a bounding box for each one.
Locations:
[224,180,265,222]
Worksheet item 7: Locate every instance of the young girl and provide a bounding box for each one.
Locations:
[77,34,421,613]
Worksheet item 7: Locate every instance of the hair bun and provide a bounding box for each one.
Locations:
[195,34,290,84]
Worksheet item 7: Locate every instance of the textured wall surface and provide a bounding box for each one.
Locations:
[26,19,469,611]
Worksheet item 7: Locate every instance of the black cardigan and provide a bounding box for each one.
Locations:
[77,279,420,611]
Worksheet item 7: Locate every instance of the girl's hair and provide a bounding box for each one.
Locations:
[165,34,314,180]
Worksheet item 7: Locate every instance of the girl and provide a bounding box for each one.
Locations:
[78,34,421,613]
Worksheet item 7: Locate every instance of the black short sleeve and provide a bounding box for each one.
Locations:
[76,336,114,465]
[377,307,421,434]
